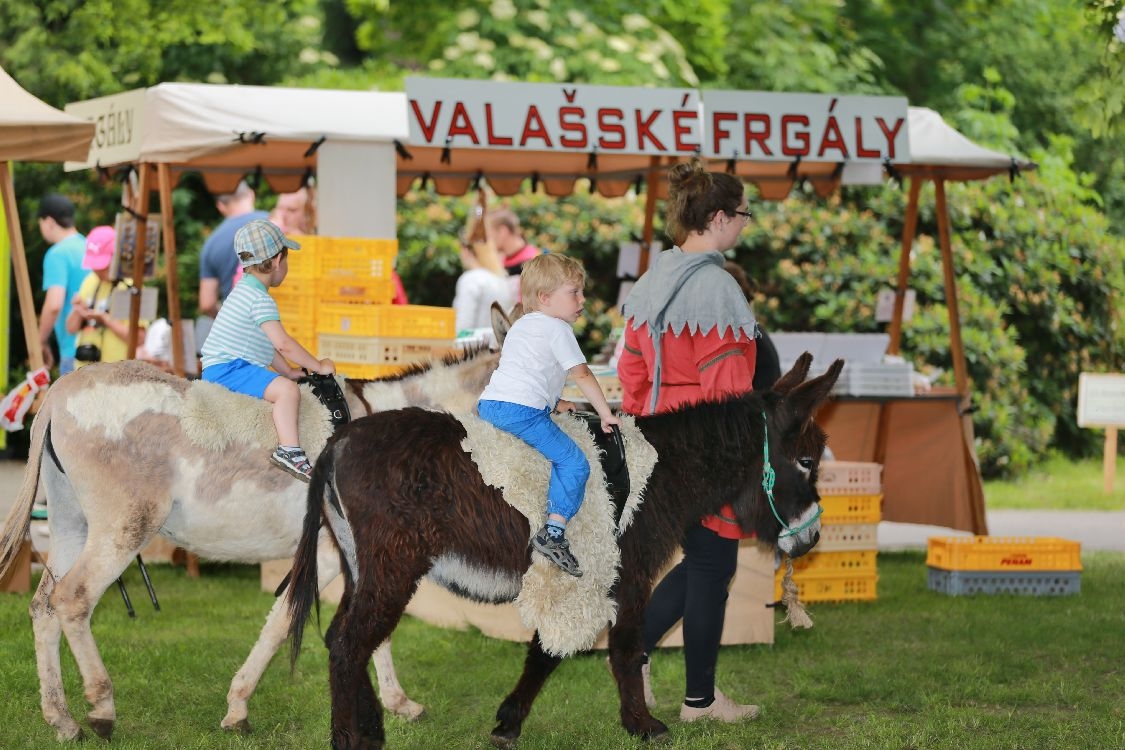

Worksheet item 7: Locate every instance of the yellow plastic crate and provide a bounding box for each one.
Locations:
[816,523,879,552]
[774,570,878,603]
[285,234,320,279]
[817,461,883,496]
[318,237,397,280]
[316,303,456,340]
[317,334,450,368]
[819,494,882,525]
[270,289,317,328]
[926,536,1082,572]
[316,277,396,305]
[790,549,877,575]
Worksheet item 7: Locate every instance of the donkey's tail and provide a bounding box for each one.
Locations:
[287,440,337,669]
[0,402,49,579]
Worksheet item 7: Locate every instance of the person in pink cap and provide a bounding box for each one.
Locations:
[65,225,147,368]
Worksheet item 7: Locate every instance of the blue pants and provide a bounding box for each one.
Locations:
[478,400,590,521]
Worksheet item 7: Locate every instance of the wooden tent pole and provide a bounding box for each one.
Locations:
[126,164,150,359]
[933,179,969,401]
[1,162,45,372]
[637,156,662,273]
[887,177,922,355]
[157,163,185,376]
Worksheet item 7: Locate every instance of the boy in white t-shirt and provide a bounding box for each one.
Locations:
[477,254,621,577]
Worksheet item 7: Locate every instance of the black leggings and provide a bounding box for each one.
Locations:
[643,524,740,700]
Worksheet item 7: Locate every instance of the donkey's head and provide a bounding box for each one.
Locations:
[746,354,844,558]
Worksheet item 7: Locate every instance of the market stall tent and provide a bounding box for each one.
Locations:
[0,65,96,373]
[62,80,1034,535]
[64,82,410,374]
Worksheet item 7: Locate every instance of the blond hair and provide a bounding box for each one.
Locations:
[240,247,288,274]
[520,254,585,311]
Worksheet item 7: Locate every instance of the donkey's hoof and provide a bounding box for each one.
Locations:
[629,717,669,743]
[222,718,253,734]
[385,697,426,721]
[52,723,83,742]
[489,728,520,750]
[87,717,114,740]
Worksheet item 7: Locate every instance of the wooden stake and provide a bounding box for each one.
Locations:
[126,164,150,359]
[1105,427,1118,494]
[933,179,970,403]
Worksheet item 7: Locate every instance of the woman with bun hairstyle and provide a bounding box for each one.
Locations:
[617,159,761,723]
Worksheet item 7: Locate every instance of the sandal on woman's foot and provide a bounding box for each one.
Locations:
[271,446,312,482]
[679,688,759,723]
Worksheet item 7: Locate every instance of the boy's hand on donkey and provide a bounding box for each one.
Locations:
[316,358,336,376]
[599,412,622,433]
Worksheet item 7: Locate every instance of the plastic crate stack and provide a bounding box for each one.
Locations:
[271,236,456,378]
[926,536,1082,596]
[774,461,883,603]
[269,233,321,349]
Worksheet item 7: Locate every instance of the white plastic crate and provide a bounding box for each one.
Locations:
[838,362,914,397]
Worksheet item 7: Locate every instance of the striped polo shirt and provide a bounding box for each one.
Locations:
[200,275,280,369]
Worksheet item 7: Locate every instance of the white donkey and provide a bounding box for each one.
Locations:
[0,316,508,742]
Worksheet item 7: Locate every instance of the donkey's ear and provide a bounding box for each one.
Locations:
[783,358,844,427]
[490,303,512,348]
[772,352,813,397]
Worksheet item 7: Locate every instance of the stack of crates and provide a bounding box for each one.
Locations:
[270,235,456,378]
[313,237,454,378]
[269,233,321,348]
[774,461,883,602]
[926,537,1082,596]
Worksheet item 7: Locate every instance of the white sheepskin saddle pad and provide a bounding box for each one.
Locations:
[180,379,336,460]
[458,411,657,657]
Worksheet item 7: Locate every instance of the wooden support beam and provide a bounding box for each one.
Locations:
[637,156,662,273]
[887,177,922,355]
[157,163,185,376]
[933,179,970,403]
[0,162,45,371]
[126,165,150,359]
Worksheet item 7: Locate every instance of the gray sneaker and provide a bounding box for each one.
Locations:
[531,526,583,577]
[271,446,312,482]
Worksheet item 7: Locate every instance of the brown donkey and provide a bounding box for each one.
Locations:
[287,354,843,749]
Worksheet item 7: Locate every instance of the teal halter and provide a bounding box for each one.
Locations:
[761,411,823,538]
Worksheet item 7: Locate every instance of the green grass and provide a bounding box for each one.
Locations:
[2,554,1123,749]
[984,453,1125,510]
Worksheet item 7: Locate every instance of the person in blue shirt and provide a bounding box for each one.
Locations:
[196,181,268,348]
[36,193,87,374]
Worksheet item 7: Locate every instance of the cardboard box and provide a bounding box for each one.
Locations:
[403,539,776,648]
[261,558,343,603]
[1,537,32,593]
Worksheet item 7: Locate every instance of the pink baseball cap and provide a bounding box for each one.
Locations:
[83,225,116,270]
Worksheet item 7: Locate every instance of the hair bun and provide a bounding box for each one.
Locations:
[667,159,712,195]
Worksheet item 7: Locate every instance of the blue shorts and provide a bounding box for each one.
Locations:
[202,358,279,399]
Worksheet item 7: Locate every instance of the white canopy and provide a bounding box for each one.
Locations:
[897,107,1033,181]
[66,83,410,193]
[64,83,1034,198]
[0,66,95,162]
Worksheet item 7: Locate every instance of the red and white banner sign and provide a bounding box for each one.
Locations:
[407,78,703,156]
[407,79,909,163]
[702,90,909,163]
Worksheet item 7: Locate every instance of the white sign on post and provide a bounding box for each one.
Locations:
[875,288,915,323]
[63,89,147,171]
[1077,373,1125,428]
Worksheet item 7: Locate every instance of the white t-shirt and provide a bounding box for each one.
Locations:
[479,311,586,410]
[453,268,514,332]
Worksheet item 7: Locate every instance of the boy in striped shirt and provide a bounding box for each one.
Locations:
[201,220,335,481]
